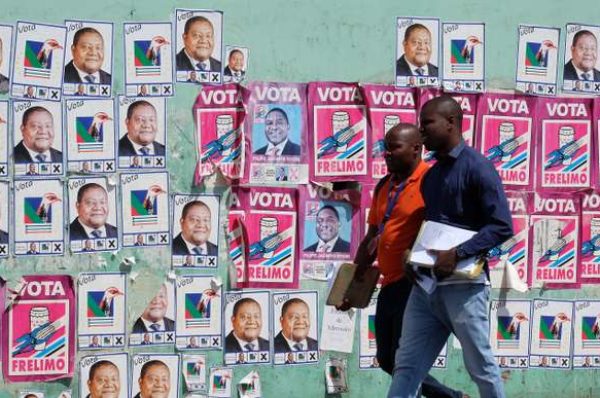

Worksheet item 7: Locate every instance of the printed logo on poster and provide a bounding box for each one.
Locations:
[581,211,600,279]
[581,316,600,348]
[525,41,555,76]
[134,37,169,76]
[539,313,570,348]
[212,372,231,393]
[488,216,528,280]
[496,313,528,349]
[75,113,111,153]
[481,116,531,185]
[367,315,376,349]
[198,109,244,178]
[185,289,218,329]
[24,196,56,233]
[23,39,62,78]
[130,185,165,226]
[450,36,481,74]
[86,287,122,327]
[248,213,295,268]
[532,217,577,280]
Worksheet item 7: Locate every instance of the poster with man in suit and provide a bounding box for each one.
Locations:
[130,282,175,346]
[563,24,600,93]
[395,18,440,87]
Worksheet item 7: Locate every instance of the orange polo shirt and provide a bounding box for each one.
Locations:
[367,160,429,287]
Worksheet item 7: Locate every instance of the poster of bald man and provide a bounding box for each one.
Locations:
[563,24,600,94]
[77,273,126,350]
[515,25,560,96]
[119,171,170,248]
[117,96,167,170]
[11,21,66,101]
[223,291,271,366]
[130,281,175,346]
[63,21,113,98]
[175,275,222,350]
[442,22,485,93]
[12,100,64,177]
[123,22,174,97]
[223,46,248,84]
[0,101,9,177]
[0,181,9,257]
[130,354,179,398]
[175,9,223,85]
[395,17,440,87]
[272,291,319,366]
[66,98,116,174]
[79,353,128,398]
[13,178,65,256]
[0,25,13,95]
[68,177,119,253]
[172,194,220,268]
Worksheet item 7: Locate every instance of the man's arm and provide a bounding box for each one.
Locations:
[354,224,378,270]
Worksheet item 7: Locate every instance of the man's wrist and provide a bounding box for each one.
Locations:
[455,245,467,261]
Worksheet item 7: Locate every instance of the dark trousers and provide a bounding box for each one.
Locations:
[375,278,462,398]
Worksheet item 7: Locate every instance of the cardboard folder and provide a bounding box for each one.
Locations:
[326,263,380,309]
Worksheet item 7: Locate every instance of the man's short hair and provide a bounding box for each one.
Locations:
[266,107,289,125]
[232,297,260,317]
[22,106,51,126]
[77,183,106,204]
[280,298,308,317]
[184,16,213,34]
[89,360,117,381]
[140,359,168,379]
[572,30,597,47]
[72,27,103,46]
[181,200,209,220]
[317,205,340,221]
[126,100,156,120]
[403,23,430,42]
[228,49,243,60]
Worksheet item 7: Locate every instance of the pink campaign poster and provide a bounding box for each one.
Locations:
[488,191,531,287]
[595,98,600,188]
[537,97,593,191]
[299,183,361,270]
[530,193,581,289]
[193,84,249,184]
[418,88,479,163]
[227,187,249,288]
[308,82,369,182]
[246,82,309,184]
[362,84,417,180]
[477,93,537,189]
[2,275,75,382]
[580,191,600,284]
[233,186,299,289]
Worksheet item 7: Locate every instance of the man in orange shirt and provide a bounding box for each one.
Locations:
[351,123,464,398]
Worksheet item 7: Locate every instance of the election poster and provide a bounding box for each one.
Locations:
[130,354,179,398]
[11,21,66,101]
[581,191,600,284]
[489,300,532,369]
[65,98,116,174]
[123,22,174,97]
[530,299,574,369]
[223,46,248,84]
[129,281,176,347]
[13,178,65,257]
[562,24,600,94]
[477,93,536,189]
[77,273,126,350]
[63,20,113,98]
[359,296,379,370]
[119,171,170,248]
[308,82,369,182]
[181,353,207,392]
[0,24,13,95]
[442,22,486,93]
[2,275,75,382]
[226,188,248,287]
[515,25,560,96]
[362,84,417,179]
[0,180,9,258]
[79,353,128,398]
[572,300,600,368]
[194,84,248,183]
[395,17,440,88]
[247,82,308,185]
[175,275,222,350]
[0,100,9,177]
[208,367,233,398]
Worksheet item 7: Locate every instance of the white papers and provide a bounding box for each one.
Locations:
[410,221,476,266]
[320,305,356,353]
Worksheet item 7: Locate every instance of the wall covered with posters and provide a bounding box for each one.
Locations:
[2,0,600,397]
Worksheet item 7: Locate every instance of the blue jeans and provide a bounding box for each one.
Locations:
[387,283,505,398]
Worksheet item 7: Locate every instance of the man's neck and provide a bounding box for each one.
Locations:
[435,135,462,157]
[392,160,419,182]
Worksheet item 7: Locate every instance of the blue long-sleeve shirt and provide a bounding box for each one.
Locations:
[421,141,513,258]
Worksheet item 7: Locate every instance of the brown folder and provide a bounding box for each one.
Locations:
[326,263,380,309]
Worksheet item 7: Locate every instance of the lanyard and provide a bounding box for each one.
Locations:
[378,178,406,234]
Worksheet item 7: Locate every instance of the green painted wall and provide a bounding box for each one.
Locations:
[1,1,600,397]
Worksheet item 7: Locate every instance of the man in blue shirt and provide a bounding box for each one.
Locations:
[387,96,512,398]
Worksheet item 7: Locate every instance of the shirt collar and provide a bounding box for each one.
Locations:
[127,135,154,155]
[282,333,307,351]
[23,143,51,162]
[185,50,210,71]
[406,160,430,184]
[182,236,207,254]
[317,236,338,252]
[233,333,259,351]
[78,218,107,238]
[266,139,288,154]
[573,63,593,80]
[141,317,165,331]
[405,57,429,76]
[72,62,100,82]
[434,140,466,161]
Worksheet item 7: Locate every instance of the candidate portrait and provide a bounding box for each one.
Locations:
[118,100,165,157]
[304,204,351,253]
[396,23,438,77]
[176,16,221,73]
[14,106,63,163]
[86,360,121,398]
[225,297,269,353]
[564,29,600,82]
[132,283,175,333]
[253,107,301,156]
[0,37,9,94]
[274,298,318,353]
[70,183,117,240]
[223,48,245,80]
[172,200,217,256]
[64,27,111,85]
[134,360,170,398]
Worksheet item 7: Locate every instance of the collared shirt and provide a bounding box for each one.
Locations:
[185,50,210,71]
[421,141,513,282]
[79,221,107,239]
[405,58,430,76]
[572,64,594,80]
[127,135,154,156]
[282,333,307,351]
[265,139,288,156]
[182,236,208,255]
[233,333,260,351]
[368,160,429,286]
[24,144,51,163]
[316,236,338,253]
[141,317,165,332]
[72,63,100,83]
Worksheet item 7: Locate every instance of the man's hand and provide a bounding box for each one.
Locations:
[335,298,352,312]
[428,248,458,279]
[402,249,421,284]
